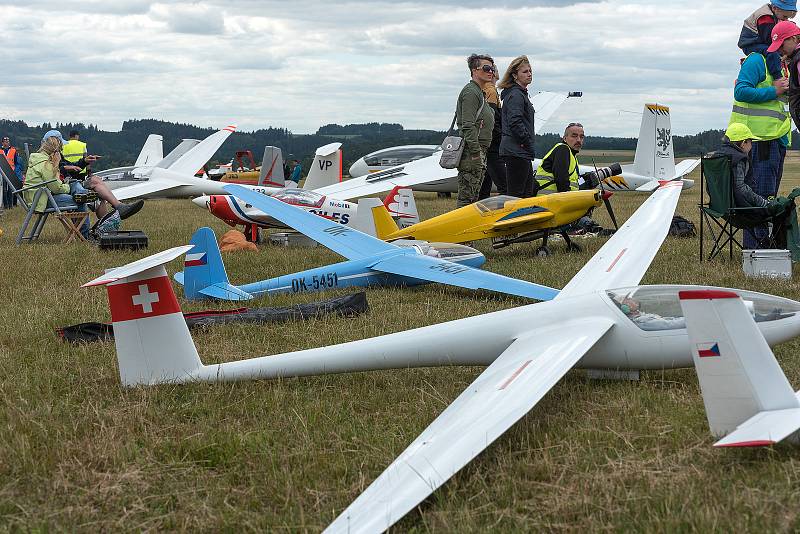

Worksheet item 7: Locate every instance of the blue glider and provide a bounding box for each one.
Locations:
[174,184,559,301]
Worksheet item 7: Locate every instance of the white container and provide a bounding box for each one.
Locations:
[742,249,792,279]
[269,231,318,248]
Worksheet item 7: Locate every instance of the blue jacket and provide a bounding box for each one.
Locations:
[734,53,789,147]
[290,163,302,182]
[1,147,23,179]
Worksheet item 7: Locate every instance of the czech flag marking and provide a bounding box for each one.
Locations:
[696,342,721,358]
[185,253,207,267]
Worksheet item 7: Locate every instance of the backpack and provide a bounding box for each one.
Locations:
[669,215,696,238]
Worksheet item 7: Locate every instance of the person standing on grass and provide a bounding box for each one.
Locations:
[499,55,536,198]
[455,53,496,207]
[1,135,22,208]
[730,20,798,248]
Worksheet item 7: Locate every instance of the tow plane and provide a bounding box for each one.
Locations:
[83,178,800,531]
[192,185,419,233]
[174,185,560,302]
[367,189,614,253]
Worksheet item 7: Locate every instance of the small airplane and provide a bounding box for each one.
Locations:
[192,185,419,232]
[82,179,800,533]
[313,102,699,201]
[680,290,800,447]
[173,186,559,301]
[365,189,614,253]
[111,134,342,201]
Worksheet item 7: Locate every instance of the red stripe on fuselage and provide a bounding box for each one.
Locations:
[498,360,532,390]
[606,248,627,272]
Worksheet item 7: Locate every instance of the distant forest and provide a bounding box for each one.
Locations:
[0,118,792,175]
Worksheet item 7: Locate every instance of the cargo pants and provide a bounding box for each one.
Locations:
[457,150,487,208]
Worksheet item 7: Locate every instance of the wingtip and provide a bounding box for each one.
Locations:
[714,439,775,448]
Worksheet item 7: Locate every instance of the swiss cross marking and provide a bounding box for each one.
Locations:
[132,284,160,314]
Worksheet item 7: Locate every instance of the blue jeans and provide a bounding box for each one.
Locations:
[745,140,786,248]
[52,182,89,237]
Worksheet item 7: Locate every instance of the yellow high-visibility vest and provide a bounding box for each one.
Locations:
[62,139,88,175]
[536,142,579,191]
[729,53,791,142]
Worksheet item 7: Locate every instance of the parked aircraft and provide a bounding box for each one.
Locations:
[348,144,439,177]
[366,189,611,253]
[219,146,287,187]
[95,136,200,185]
[314,103,699,201]
[111,136,342,201]
[174,187,559,301]
[192,185,419,232]
[680,290,800,447]
[82,179,800,533]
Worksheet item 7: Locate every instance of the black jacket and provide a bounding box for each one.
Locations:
[716,141,767,208]
[488,102,502,155]
[499,83,535,160]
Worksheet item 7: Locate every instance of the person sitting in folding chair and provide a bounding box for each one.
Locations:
[717,123,800,252]
[24,133,92,239]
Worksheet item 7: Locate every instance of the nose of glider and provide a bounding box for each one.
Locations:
[192,196,211,209]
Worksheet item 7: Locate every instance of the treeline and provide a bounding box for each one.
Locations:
[0,119,793,175]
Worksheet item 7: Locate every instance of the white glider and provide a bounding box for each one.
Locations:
[83,182,800,532]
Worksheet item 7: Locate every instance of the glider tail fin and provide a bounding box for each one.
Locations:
[179,227,253,301]
[678,290,800,445]
[133,134,164,167]
[631,104,676,180]
[303,142,343,190]
[82,246,203,387]
[383,186,420,228]
[258,146,285,187]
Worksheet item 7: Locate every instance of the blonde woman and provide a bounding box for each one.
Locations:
[24,130,91,237]
[499,55,536,198]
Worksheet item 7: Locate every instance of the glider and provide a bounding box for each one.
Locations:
[173,184,559,301]
[679,290,800,446]
[315,103,699,201]
[83,181,800,533]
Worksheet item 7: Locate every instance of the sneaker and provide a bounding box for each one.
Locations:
[116,199,144,220]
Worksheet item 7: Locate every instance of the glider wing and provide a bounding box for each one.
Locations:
[369,252,559,301]
[223,184,398,260]
[324,317,614,533]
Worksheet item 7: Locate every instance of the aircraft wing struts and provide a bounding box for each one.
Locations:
[324,317,614,533]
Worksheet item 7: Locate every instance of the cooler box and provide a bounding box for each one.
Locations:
[98,231,149,250]
[742,249,791,279]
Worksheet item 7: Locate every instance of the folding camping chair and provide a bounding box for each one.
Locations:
[0,158,87,244]
[699,152,778,261]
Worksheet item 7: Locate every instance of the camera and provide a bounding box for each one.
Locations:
[581,162,622,189]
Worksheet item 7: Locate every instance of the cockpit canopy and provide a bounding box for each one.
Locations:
[475,195,519,213]
[272,188,325,208]
[393,240,483,262]
[607,285,800,331]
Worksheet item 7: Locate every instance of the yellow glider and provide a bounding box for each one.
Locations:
[371,190,605,251]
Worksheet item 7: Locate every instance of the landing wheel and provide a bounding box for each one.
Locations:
[535,246,550,257]
[566,242,582,253]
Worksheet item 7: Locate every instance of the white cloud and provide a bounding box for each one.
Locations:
[0,0,753,137]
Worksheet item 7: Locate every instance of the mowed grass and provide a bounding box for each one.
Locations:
[2,158,800,531]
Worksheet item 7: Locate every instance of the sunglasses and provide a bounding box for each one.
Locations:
[479,64,496,73]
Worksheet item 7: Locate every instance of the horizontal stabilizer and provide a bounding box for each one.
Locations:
[369,252,559,301]
[673,158,700,179]
[714,408,800,447]
[83,246,194,287]
[199,283,254,301]
[635,180,660,192]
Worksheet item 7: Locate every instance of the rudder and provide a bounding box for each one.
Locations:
[631,104,675,180]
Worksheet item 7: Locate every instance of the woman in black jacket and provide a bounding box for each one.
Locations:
[499,55,536,198]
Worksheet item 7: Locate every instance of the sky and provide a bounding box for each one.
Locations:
[1,0,758,137]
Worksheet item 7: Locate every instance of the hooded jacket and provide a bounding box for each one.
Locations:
[24,152,70,211]
[716,141,768,208]
[499,83,535,160]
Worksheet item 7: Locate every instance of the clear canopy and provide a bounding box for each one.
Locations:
[272,188,325,208]
[475,195,518,213]
[607,285,800,331]
[394,240,481,261]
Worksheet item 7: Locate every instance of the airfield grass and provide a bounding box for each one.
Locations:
[2,158,800,531]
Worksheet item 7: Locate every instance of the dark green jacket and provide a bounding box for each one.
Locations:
[456,80,494,158]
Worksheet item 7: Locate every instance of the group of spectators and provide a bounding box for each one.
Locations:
[453,54,590,209]
[2,129,144,239]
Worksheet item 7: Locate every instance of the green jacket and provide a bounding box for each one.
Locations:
[24,152,69,211]
[456,80,494,158]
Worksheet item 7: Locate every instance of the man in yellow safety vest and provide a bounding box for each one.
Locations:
[535,122,585,193]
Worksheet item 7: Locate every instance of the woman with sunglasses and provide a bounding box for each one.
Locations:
[498,55,536,198]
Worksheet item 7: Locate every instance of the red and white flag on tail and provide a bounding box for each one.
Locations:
[108,276,181,322]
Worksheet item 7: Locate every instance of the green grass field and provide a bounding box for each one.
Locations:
[1,158,800,531]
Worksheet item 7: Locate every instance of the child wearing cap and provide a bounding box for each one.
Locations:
[739,1,797,81]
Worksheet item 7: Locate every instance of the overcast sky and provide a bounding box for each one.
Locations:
[2,0,754,137]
